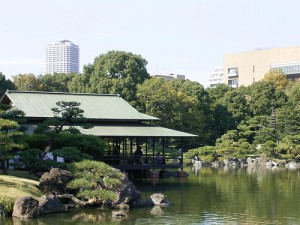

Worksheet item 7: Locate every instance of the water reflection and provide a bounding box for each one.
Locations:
[2,167,299,225]
[137,166,300,225]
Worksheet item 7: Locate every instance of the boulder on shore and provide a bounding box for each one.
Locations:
[285,160,300,169]
[39,195,66,214]
[113,175,145,208]
[39,168,73,195]
[12,196,39,219]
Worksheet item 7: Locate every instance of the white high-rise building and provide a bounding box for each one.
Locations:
[45,40,79,74]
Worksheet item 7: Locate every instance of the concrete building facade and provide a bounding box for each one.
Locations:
[224,45,300,87]
[45,40,80,74]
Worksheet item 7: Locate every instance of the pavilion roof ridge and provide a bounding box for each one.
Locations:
[6,90,120,97]
[2,90,159,121]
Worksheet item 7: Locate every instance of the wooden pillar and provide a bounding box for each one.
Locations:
[130,138,133,156]
[162,138,165,156]
[122,138,126,165]
[180,138,184,171]
[145,141,148,157]
[136,137,139,152]
[152,137,155,165]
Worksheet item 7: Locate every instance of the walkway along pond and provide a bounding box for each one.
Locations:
[2,166,299,225]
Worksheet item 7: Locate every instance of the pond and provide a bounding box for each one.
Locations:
[2,166,300,225]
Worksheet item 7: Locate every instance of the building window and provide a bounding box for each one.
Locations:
[228,79,238,88]
[228,68,238,77]
[271,63,300,75]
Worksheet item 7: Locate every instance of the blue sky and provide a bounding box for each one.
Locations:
[1,0,300,86]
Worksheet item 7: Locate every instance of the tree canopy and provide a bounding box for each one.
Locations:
[0,108,25,175]
[36,101,93,160]
[263,68,288,90]
[68,50,150,106]
[0,73,15,96]
[12,73,41,91]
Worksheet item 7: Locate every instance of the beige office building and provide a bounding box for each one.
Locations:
[224,45,300,87]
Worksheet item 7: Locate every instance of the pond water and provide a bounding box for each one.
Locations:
[2,166,300,225]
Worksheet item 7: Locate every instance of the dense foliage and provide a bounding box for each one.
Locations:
[2,50,300,163]
[0,73,15,96]
[0,105,25,174]
[186,76,299,162]
[67,160,124,202]
[68,50,150,106]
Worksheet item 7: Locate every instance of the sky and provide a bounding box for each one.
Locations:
[1,0,300,86]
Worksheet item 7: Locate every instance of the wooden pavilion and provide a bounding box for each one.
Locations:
[0,90,197,174]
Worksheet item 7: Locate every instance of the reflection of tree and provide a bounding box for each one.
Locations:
[210,167,300,224]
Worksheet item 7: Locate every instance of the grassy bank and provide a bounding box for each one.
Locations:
[0,170,43,215]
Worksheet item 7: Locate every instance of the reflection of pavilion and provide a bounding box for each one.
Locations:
[1,90,196,173]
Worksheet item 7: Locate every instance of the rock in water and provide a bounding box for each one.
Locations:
[12,196,39,218]
[149,193,169,206]
[38,195,66,214]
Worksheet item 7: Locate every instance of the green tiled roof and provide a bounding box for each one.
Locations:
[1,90,159,121]
[76,124,197,137]
[24,124,197,138]
[2,91,197,138]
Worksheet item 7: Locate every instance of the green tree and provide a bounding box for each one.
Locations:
[247,81,287,116]
[169,79,211,112]
[215,130,252,158]
[212,104,236,138]
[137,78,181,127]
[275,81,300,138]
[68,73,91,93]
[0,118,24,174]
[53,147,92,164]
[18,148,43,172]
[276,105,300,138]
[238,115,276,146]
[69,50,150,106]
[137,78,208,146]
[207,83,232,106]
[286,81,300,106]
[12,73,41,91]
[280,135,300,156]
[0,73,15,96]
[263,68,288,90]
[259,140,277,156]
[169,80,211,145]
[36,101,92,160]
[218,89,250,125]
[215,130,238,157]
[38,73,76,92]
[207,84,235,141]
[67,160,124,202]
[24,133,105,161]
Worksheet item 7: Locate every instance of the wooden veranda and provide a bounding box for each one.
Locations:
[101,136,186,173]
